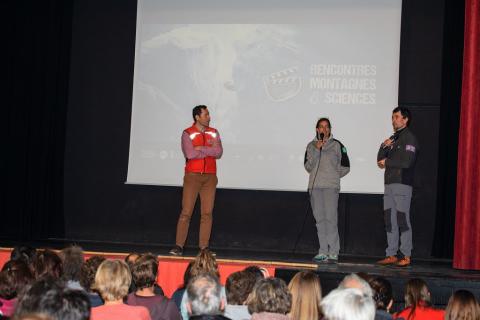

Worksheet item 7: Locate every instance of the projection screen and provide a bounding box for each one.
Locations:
[127,0,402,193]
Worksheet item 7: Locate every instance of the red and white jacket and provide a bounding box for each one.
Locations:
[182,124,222,174]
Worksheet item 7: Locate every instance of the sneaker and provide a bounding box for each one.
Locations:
[396,256,411,267]
[169,245,183,256]
[313,254,328,263]
[328,254,339,261]
[377,256,398,265]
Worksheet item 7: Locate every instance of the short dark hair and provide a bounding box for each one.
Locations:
[61,246,84,282]
[30,250,63,280]
[79,255,105,291]
[247,277,292,315]
[368,276,393,310]
[14,278,91,320]
[11,246,37,264]
[316,117,331,129]
[244,266,265,282]
[226,270,257,305]
[393,106,411,126]
[192,105,208,121]
[131,253,158,290]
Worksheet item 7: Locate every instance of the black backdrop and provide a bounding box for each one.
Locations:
[2,0,464,259]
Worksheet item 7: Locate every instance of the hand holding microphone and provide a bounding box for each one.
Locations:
[315,132,325,149]
[381,134,396,149]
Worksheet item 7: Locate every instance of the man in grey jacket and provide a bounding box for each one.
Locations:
[304,118,350,262]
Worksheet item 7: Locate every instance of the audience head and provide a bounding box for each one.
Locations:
[13,314,54,320]
[368,276,393,311]
[60,246,84,282]
[339,273,373,297]
[445,289,480,320]
[0,260,34,300]
[131,253,158,290]
[14,278,90,320]
[94,259,131,302]
[244,266,268,281]
[288,271,322,320]
[404,278,431,307]
[226,270,257,305]
[30,250,63,280]
[124,252,140,270]
[321,287,375,320]
[189,249,220,279]
[11,246,37,265]
[79,255,105,292]
[247,277,292,315]
[186,273,224,316]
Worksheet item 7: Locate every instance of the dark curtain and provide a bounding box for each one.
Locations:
[432,0,465,258]
[453,0,480,270]
[1,1,73,241]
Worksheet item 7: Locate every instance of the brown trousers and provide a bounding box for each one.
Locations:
[175,173,218,248]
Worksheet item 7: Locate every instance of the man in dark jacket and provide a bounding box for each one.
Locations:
[376,107,419,267]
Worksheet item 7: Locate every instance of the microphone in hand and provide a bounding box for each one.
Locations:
[381,134,396,149]
[316,132,325,150]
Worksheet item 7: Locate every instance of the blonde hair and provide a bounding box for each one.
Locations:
[445,290,480,320]
[94,260,131,301]
[288,271,322,320]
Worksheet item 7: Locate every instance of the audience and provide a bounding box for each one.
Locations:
[60,246,85,290]
[445,289,480,320]
[224,270,257,320]
[368,276,393,320]
[0,260,34,318]
[13,278,90,320]
[10,247,36,265]
[394,278,444,320]
[91,260,151,320]
[246,277,291,320]
[126,253,181,320]
[186,274,230,320]
[0,245,476,320]
[339,273,373,297]
[79,255,106,307]
[287,271,322,320]
[171,261,194,309]
[321,287,375,320]
[29,250,62,280]
[243,267,268,281]
[179,249,225,319]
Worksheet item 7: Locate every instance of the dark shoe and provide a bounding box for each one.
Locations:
[377,256,398,265]
[169,245,183,256]
[396,256,411,267]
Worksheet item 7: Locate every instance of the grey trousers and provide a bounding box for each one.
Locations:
[310,188,340,255]
[383,183,413,257]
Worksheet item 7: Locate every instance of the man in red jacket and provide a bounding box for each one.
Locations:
[169,105,223,256]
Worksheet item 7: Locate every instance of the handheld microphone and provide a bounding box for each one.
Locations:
[320,133,325,141]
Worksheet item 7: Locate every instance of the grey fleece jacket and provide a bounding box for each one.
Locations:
[304,135,350,190]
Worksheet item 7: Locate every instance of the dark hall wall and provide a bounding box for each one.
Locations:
[3,0,463,259]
